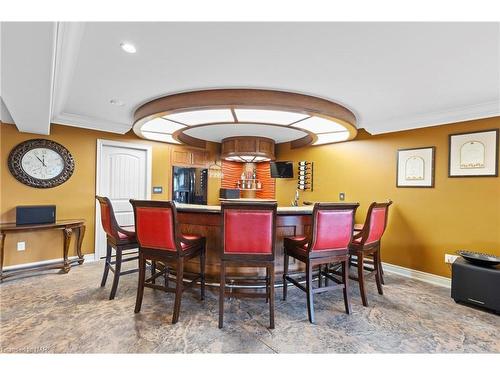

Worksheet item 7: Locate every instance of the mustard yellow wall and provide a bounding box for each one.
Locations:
[0,123,220,266]
[276,117,500,278]
[2,118,499,278]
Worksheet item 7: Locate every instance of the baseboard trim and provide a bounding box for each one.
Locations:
[2,254,96,272]
[382,262,451,288]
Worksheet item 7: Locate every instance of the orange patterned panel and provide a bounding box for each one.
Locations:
[221,161,242,189]
[221,161,276,199]
[256,163,275,199]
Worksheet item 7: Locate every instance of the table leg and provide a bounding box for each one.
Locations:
[76,224,86,265]
[0,232,5,282]
[63,227,73,273]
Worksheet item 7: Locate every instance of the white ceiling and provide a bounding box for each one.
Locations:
[1,22,499,136]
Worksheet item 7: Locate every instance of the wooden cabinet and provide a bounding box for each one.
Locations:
[172,149,192,165]
[220,136,275,161]
[191,149,208,166]
[171,148,209,167]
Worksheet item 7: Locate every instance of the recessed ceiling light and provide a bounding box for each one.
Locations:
[109,99,124,106]
[120,42,136,54]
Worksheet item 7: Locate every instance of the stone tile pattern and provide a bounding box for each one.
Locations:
[1,260,499,353]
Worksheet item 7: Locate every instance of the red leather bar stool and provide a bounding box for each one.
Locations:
[349,200,392,307]
[219,202,277,329]
[283,203,359,324]
[130,200,206,324]
[96,196,139,300]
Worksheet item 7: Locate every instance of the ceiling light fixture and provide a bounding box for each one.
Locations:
[109,99,124,106]
[133,89,357,150]
[120,42,136,54]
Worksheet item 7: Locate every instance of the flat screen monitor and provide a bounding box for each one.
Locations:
[270,161,294,178]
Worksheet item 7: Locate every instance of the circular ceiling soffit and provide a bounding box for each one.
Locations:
[133,89,357,148]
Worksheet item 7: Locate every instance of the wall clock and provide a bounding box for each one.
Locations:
[8,139,75,188]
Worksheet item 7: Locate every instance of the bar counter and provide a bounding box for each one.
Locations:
[175,203,313,284]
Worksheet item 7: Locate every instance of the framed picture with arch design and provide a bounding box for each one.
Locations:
[396,146,435,188]
[448,129,499,177]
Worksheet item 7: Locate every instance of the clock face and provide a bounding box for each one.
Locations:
[8,139,75,188]
[21,148,65,180]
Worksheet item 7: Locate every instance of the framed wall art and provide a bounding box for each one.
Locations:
[396,146,435,188]
[448,129,499,177]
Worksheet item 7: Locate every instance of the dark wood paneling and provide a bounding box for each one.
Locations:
[178,211,311,282]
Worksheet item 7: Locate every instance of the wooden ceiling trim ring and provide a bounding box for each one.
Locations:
[134,89,357,127]
[133,89,358,148]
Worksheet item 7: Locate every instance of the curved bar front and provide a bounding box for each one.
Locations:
[176,204,313,285]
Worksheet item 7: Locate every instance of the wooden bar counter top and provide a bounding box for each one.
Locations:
[175,203,313,286]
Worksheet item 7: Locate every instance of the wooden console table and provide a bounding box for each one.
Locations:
[0,219,85,282]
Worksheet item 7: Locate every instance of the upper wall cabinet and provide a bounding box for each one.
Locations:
[172,148,209,167]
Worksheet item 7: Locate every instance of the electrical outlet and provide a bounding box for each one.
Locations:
[17,241,26,251]
[339,192,345,201]
[445,254,458,264]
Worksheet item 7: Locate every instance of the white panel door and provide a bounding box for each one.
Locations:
[95,140,152,259]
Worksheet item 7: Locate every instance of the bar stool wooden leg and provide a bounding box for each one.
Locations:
[306,260,315,324]
[135,253,146,313]
[109,248,122,300]
[378,244,385,285]
[265,266,269,303]
[200,246,206,301]
[269,264,275,329]
[219,262,225,328]
[172,258,184,324]
[151,260,156,285]
[164,264,169,289]
[342,258,351,314]
[357,252,368,307]
[283,251,289,301]
[374,250,383,295]
[324,264,329,287]
[318,265,323,288]
[100,243,112,287]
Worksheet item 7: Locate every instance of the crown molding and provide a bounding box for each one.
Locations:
[50,22,132,135]
[53,112,132,134]
[51,22,86,123]
[0,96,15,124]
[365,100,500,135]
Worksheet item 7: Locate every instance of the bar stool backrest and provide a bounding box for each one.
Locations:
[130,200,179,252]
[96,196,121,240]
[309,203,359,252]
[221,202,277,260]
[360,201,393,245]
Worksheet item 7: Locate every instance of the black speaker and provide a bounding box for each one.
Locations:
[451,257,500,313]
[219,188,240,199]
[16,205,56,225]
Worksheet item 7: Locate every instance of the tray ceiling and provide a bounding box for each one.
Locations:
[1,22,499,136]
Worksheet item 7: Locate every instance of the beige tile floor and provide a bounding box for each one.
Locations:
[1,260,499,353]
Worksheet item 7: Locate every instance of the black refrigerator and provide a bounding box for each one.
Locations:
[172,166,208,205]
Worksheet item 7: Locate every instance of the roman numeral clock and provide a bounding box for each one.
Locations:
[8,139,75,188]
